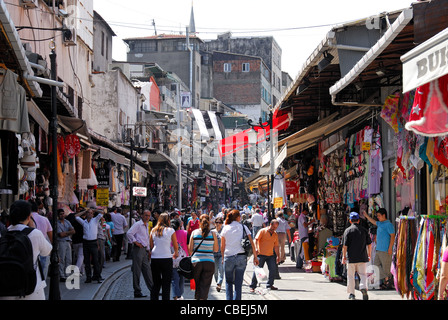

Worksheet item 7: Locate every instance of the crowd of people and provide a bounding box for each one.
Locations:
[4,197,448,301]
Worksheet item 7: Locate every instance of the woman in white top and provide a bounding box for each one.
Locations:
[221,209,258,300]
[150,213,178,300]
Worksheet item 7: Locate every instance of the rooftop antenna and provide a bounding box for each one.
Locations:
[152,19,157,36]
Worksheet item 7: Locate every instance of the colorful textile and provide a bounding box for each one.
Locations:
[381,94,400,133]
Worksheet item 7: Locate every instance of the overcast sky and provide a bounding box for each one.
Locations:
[93,0,413,79]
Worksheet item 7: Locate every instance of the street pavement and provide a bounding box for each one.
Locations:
[46,249,410,301]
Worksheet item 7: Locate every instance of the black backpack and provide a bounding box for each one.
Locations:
[0,227,38,297]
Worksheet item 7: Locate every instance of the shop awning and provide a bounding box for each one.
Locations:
[329,7,413,97]
[58,115,92,143]
[401,27,448,93]
[284,107,372,158]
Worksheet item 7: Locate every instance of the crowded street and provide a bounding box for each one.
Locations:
[1,0,448,311]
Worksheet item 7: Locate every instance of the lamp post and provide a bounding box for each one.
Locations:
[248,109,274,220]
[126,137,135,260]
[48,44,60,300]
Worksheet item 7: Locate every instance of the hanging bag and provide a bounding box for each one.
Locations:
[241,223,253,257]
[177,237,204,280]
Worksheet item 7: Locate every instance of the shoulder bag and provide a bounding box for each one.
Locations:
[177,236,204,279]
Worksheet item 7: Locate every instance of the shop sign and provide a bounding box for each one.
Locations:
[132,170,140,183]
[285,181,299,195]
[96,188,109,206]
[96,167,109,187]
[133,187,147,197]
[273,197,283,208]
[402,29,448,92]
[361,142,371,151]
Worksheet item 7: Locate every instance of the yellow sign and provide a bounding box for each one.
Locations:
[96,188,109,206]
[273,197,283,209]
[361,142,371,151]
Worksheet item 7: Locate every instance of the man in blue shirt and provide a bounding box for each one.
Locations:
[362,208,395,289]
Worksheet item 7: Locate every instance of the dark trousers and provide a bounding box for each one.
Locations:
[112,233,124,261]
[192,261,215,300]
[250,254,276,289]
[132,246,153,295]
[83,240,101,280]
[150,258,172,300]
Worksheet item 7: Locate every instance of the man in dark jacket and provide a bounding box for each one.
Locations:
[342,212,372,300]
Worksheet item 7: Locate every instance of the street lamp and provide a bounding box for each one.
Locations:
[247,109,274,220]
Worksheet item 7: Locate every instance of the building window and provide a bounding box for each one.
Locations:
[101,31,105,56]
[224,63,231,73]
[242,63,250,72]
[106,37,109,60]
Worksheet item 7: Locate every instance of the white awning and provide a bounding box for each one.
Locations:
[401,27,448,93]
[329,8,413,97]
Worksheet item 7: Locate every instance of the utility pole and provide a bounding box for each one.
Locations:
[152,19,157,36]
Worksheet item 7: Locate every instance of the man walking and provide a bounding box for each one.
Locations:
[361,208,395,289]
[126,210,154,298]
[342,212,372,300]
[250,219,280,292]
[110,207,127,262]
[56,209,75,282]
[75,208,103,283]
[250,209,266,238]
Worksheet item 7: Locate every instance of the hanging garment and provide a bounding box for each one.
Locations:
[0,130,18,194]
[406,74,448,137]
[81,150,91,179]
[64,134,81,159]
[380,94,400,133]
[0,69,30,133]
[272,173,287,208]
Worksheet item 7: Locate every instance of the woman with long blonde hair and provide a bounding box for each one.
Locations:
[150,213,178,300]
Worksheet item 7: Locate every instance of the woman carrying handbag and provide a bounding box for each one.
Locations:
[189,214,218,300]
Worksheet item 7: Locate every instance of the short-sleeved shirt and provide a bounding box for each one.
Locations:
[221,221,251,257]
[297,213,309,241]
[276,217,291,233]
[56,219,73,242]
[151,227,175,259]
[342,223,372,263]
[250,213,265,227]
[256,227,279,256]
[191,229,215,263]
[375,220,395,252]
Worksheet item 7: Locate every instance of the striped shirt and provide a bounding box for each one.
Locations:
[191,229,215,263]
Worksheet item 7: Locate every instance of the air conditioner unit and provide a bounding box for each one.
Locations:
[63,28,77,46]
[20,0,38,9]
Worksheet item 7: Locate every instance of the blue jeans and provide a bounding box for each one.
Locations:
[250,255,276,289]
[214,253,224,285]
[171,268,184,298]
[224,254,247,300]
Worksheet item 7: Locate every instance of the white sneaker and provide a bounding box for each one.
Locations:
[177,296,184,300]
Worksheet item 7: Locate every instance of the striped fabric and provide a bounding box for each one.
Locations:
[191,230,215,263]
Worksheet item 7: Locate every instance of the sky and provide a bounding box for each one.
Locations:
[93,0,414,79]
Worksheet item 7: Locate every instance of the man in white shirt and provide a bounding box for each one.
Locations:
[110,207,127,262]
[127,209,153,298]
[75,208,103,283]
[250,209,266,238]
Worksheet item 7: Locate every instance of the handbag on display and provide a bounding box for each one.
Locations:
[177,237,204,280]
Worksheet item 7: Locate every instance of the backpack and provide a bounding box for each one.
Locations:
[0,227,39,297]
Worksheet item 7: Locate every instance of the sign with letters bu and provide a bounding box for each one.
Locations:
[133,187,147,197]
